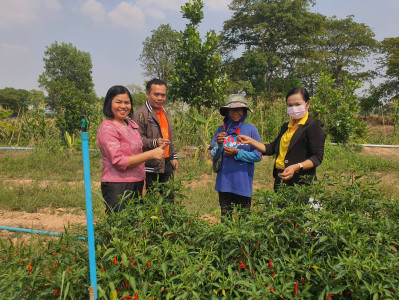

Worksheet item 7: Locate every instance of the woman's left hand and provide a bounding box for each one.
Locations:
[278,164,299,181]
[224,146,238,156]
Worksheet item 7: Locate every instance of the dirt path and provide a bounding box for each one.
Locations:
[0,208,88,243]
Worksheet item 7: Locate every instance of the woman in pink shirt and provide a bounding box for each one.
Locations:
[96,85,166,213]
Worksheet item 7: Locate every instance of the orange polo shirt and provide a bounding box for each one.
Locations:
[155,108,170,158]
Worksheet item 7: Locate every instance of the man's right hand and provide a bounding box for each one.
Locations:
[157,138,170,148]
[216,132,226,144]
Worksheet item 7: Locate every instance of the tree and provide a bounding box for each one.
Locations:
[221,1,377,96]
[314,16,377,85]
[169,0,227,113]
[374,37,399,103]
[139,24,181,83]
[126,83,147,108]
[0,88,30,115]
[38,42,97,136]
[221,0,324,95]
[311,73,366,143]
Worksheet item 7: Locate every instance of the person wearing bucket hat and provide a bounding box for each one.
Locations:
[210,94,262,220]
[238,87,326,191]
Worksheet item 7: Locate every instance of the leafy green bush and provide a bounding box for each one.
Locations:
[1,176,398,299]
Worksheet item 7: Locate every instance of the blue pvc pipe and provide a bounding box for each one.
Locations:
[81,131,97,299]
[0,226,86,240]
[0,147,100,151]
[0,147,35,150]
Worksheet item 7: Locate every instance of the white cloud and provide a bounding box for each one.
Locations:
[0,0,61,28]
[145,9,165,20]
[204,0,229,12]
[107,2,145,29]
[80,0,106,22]
[136,0,183,11]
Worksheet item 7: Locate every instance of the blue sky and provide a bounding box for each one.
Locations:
[1,0,398,97]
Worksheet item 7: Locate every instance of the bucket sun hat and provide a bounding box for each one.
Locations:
[219,94,253,116]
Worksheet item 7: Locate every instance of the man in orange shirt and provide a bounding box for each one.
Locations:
[133,78,178,200]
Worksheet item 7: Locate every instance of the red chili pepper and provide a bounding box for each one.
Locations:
[43,267,46,277]
[390,289,395,292]
[295,281,298,296]
[164,234,170,237]
[114,256,118,265]
[116,286,122,293]
[62,247,66,252]
[147,261,151,268]
[271,273,274,278]
[327,295,334,300]
[134,295,138,300]
[269,259,273,270]
[270,287,274,292]
[101,266,106,274]
[199,266,202,270]
[238,260,247,270]
[392,243,396,253]
[74,256,77,260]
[52,252,60,256]
[66,268,70,275]
[234,127,240,135]
[50,260,57,275]
[295,223,298,229]
[54,289,59,297]
[131,260,137,267]
[28,263,32,274]
[121,296,132,299]
[125,279,130,288]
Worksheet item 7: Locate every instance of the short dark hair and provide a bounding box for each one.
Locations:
[146,78,167,92]
[103,85,133,119]
[285,87,310,103]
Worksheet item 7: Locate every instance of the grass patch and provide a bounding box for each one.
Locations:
[0,144,398,216]
[0,180,105,213]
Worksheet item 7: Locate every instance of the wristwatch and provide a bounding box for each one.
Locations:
[297,163,303,173]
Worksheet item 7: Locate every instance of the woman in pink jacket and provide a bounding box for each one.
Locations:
[96,85,166,213]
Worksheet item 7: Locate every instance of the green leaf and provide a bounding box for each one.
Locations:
[0,120,18,131]
[329,285,347,293]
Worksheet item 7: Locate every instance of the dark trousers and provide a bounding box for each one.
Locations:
[145,158,175,201]
[101,181,144,214]
[218,192,251,220]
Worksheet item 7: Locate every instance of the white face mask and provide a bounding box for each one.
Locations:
[287,104,307,119]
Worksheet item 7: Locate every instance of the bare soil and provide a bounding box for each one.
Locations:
[0,208,88,244]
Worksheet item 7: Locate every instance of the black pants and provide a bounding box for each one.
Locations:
[218,192,251,220]
[145,158,175,201]
[101,181,144,214]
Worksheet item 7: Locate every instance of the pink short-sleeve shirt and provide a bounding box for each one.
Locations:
[96,119,145,182]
